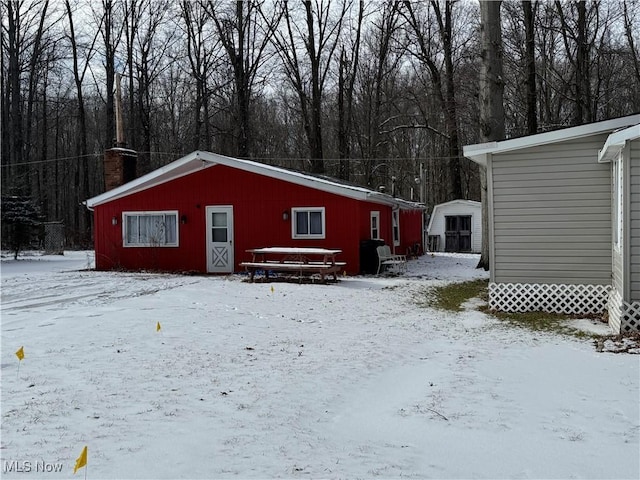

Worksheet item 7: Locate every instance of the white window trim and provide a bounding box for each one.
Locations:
[392,209,400,246]
[370,211,380,239]
[123,210,179,247]
[613,156,622,250]
[291,207,326,239]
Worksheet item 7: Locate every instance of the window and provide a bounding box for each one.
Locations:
[123,211,178,247]
[292,207,325,239]
[370,211,380,239]
[211,212,228,242]
[392,209,400,246]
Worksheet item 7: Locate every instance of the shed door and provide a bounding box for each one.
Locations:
[206,206,234,273]
[445,215,472,252]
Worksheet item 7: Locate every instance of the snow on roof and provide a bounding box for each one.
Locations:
[85,151,424,211]
[464,114,640,166]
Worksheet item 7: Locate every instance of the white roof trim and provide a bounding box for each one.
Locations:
[86,150,424,210]
[464,114,640,166]
[598,124,640,163]
[427,199,481,232]
[431,199,481,209]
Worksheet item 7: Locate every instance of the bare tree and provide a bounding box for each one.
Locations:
[354,1,404,188]
[206,0,280,158]
[94,0,123,147]
[523,0,538,134]
[123,0,172,173]
[477,0,505,271]
[623,0,640,85]
[180,0,220,150]
[271,0,349,173]
[336,1,363,180]
[402,0,463,201]
[66,0,101,242]
[555,0,598,124]
[1,0,26,191]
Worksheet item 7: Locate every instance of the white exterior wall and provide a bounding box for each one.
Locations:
[630,138,640,302]
[463,116,640,327]
[607,135,640,333]
[490,136,612,285]
[427,200,482,253]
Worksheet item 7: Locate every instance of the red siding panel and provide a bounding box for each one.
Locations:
[92,164,424,274]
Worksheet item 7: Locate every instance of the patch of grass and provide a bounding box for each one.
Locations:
[425,279,488,312]
[421,278,605,339]
[477,305,591,337]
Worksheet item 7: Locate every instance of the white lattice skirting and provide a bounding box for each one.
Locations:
[489,282,611,315]
[608,289,640,333]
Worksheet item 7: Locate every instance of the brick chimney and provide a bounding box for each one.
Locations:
[103,73,137,191]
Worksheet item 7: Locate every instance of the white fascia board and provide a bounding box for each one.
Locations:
[464,115,640,165]
[434,199,481,209]
[86,150,424,211]
[598,124,640,163]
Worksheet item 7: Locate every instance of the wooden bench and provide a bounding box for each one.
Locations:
[240,247,346,283]
[239,261,346,282]
[376,245,407,274]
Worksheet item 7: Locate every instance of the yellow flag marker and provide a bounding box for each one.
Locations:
[270,285,274,294]
[73,446,87,474]
[15,346,24,361]
[156,321,162,332]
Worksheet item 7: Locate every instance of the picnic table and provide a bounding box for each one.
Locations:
[239,247,345,282]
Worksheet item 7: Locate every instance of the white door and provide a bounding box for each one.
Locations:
[206,206,234,273]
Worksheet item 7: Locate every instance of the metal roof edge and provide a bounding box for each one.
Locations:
[464,114,640,165]
[598,124,640,163]
[85,150,424,210]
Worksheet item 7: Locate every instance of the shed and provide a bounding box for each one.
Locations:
[426,199,482,253]
[85,151,425,276]
[464,114,640,333]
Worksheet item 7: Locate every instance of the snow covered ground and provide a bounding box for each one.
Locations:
[1,251,638,479]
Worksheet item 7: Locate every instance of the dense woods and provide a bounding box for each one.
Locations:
[2,0,639,247]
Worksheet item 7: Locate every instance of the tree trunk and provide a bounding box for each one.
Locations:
[523,0,538,134]
[477,0,505,271]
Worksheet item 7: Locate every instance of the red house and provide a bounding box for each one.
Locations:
[85,151,425,275]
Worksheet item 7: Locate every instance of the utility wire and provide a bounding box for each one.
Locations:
[1,152,465,168]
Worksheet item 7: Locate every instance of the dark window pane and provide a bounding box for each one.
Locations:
[296,212,309,235]
[212,228,227,242]
[309,211,323,234]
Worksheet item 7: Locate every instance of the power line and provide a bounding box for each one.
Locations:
[1,152,466,168]
[0,151,178,168]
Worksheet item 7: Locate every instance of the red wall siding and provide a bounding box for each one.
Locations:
[399,209,425,255]
[93,164,424,274]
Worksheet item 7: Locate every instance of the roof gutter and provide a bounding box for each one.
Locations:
[598,124,640,163]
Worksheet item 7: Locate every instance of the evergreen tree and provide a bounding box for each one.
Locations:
[1,195,43,259]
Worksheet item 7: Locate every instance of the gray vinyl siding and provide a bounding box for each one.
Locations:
[630,138,640,301]
[491,136,612,285]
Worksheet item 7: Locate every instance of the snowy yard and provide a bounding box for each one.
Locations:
[1,251,638,479]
